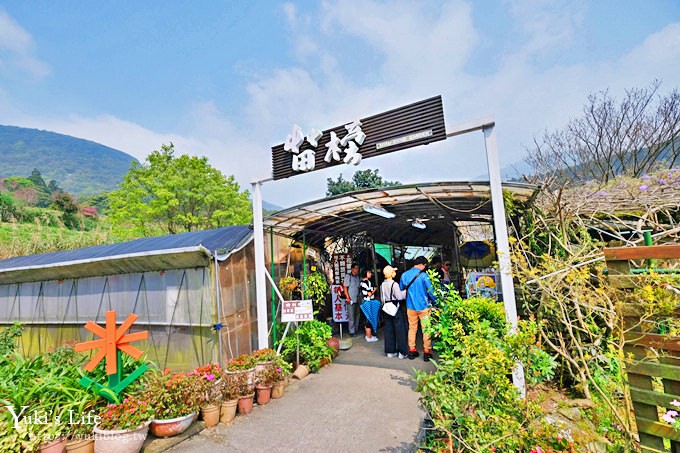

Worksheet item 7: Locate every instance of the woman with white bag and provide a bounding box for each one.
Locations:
[380,265,408,359]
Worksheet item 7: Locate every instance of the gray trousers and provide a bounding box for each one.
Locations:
[347,302,361,334]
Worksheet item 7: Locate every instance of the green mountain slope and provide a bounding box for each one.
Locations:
[0,125,138,196]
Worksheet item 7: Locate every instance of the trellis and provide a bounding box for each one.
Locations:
[605,244,680,452]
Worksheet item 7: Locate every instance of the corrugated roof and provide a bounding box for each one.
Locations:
[0,225,253,284]
[264,181,539,247]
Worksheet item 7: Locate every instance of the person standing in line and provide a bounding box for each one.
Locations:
[400,256,436,361]
[360,269,378,342]
[381,265,408,358]
[442,260,452,286]
[342,262,362,337]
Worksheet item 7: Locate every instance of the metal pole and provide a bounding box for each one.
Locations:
[270,226,277,345]
[302,232,307,299]
[213,254,224,365]
[483,124,526,398]
[251,179,269,349]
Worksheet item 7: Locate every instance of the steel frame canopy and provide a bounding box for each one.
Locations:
[252,96,528,396]
[263,181,538,249]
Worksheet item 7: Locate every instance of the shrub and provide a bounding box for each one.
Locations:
[280,320,333,371]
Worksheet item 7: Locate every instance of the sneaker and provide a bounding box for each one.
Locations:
[407,350,419,360]
[397,353,407,359]
[423,352,433,362]
[366,336,378,343]
[386,353,397,358]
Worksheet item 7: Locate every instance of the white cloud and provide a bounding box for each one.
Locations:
[0,9,49,78]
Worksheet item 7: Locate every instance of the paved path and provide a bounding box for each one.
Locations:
[168,334,434,452]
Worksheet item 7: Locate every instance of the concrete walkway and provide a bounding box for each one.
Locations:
[167,334,434,452]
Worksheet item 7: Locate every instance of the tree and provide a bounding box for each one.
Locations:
[27,168,51,207]
[326,169,401,196]
[107,144,252,236]
[527,80,680,186]
[51,191,80,229]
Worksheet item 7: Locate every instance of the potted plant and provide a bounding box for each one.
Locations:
[227,354,256,390]
[271,355,293,399]
[303,271,329,313]
[189,364,223,428]
[279,276,300,300]
[280,319,334,373]
[94,396,154,453]
[233,371,255,415]
[145,371,198,438]
[255,363,279,405]
[219,372,241,424]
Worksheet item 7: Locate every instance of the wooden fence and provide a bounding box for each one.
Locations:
[604,244,680,453]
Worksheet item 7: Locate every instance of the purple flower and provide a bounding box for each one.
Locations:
[657,178,666,184]
[205,373,215,381]
[277,368,282,373]
[642,174,651,180]
[671,400,680,407]
[639,185,649,192]
[662,410,678,424]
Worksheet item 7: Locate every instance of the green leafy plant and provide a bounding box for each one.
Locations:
[279,276,299,300]
[280,320,333,371]
[303,271,329,310]
[273,355,293,381]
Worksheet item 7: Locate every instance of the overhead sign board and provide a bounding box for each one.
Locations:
[271,96,447,180]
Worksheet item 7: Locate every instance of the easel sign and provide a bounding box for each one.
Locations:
[281,299,314,322]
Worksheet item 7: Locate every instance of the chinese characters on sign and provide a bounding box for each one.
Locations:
[281,299,314,323]
[331,285,348,322]
[332,253,353,285]
[283,120,366,173]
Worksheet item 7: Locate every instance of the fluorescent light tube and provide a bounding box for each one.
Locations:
[411,220,426,229]
[363,203,395,219]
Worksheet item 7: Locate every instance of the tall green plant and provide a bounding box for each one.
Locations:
[280,320,333,371]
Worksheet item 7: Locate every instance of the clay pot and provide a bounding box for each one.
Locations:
[200,405,220,428]
[272,381,285,399]
[319,357,330,368]
[149,412,196,438]
[292,364,309,380]
[40,437,67,453]
[237,394,255,415]
[256,384,273,405]
[93,421,150,453]
[220,400,238,424]
[65,437,94,453]
[327,337,340,357]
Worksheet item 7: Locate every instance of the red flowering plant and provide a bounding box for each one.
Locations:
[252,348,277,363]
[226,354,256,371]
[142,370,199,419]
[97,396,154,431]
[188,363,223,407]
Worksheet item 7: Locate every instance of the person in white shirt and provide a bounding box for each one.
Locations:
[380,265,408,358]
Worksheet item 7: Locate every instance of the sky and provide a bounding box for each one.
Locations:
[0,1,679,207]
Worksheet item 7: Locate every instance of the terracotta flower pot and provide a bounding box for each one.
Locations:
[319,357,330,368]
[149,412,196,438]
[200,405,220,428]
[255,360,272,374]
[272,380,286,399]
[93,421,150,453]
[66,437,94,453]
[292,364,309,380]
[40,437,67,453]
[256,384,273,405]
[65,437,94,453]
[237,394,255,415]
[327,337,340,357]
[220,400,238,424]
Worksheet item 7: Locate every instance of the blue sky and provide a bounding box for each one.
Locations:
[0,1,679,207]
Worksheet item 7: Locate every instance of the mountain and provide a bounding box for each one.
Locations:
[0,125,138,196]
[475,159,534,181]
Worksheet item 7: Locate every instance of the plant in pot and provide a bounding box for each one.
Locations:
[278,276,300,300]
[144,371,198,438]
[255,363,280,405]
[303,271,329,314]
[66,422,95,453]
[226,354,256,390]
[271,355,293,399]
[219,372,241,424]
[94,396,154,453]
[189,364,223,428]
[252,348,277,381]
[233,370,255,415]
[280,319,334,374]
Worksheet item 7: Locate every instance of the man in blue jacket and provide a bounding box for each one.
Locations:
[399,256,436,361]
